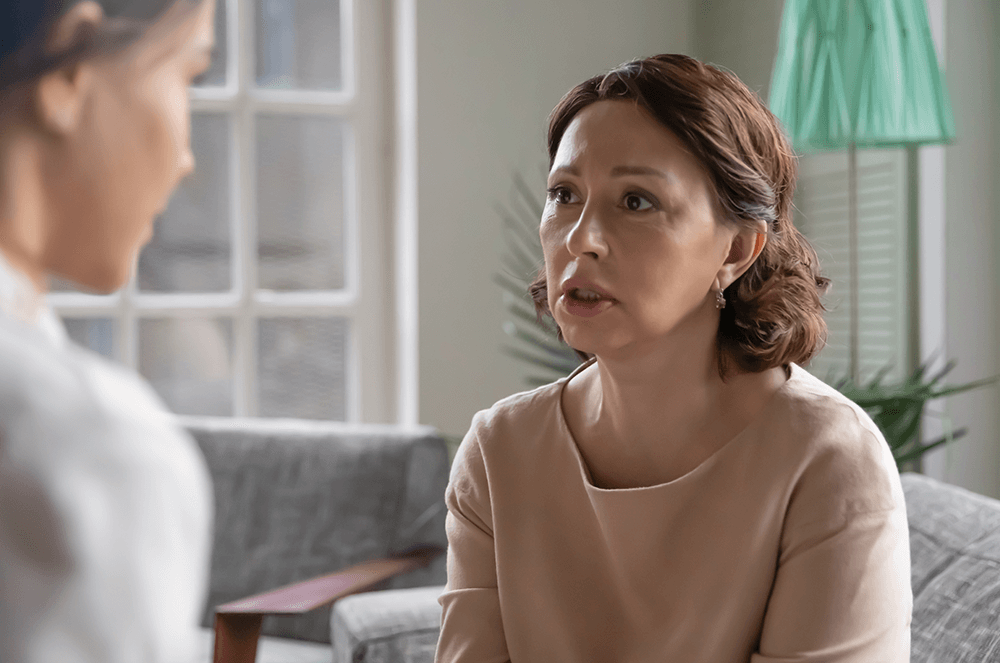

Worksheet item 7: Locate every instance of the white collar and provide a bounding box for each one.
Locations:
[0,249,68,348]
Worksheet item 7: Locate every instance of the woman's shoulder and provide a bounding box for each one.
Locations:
[450,376,570,476]
[776,364,886,447]
[769,364,904,519]
[0,315,144,413]
[468,378,567,445]
[0,315,198,466]
[0,315,86,414]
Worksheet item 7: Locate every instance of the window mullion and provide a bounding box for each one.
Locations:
[122,268,138,371]
[234,0,256,417]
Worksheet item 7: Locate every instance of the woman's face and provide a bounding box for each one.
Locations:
[42,0,216,292]
[540,99,743,361]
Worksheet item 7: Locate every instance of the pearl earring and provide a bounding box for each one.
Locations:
[715,289,726,310]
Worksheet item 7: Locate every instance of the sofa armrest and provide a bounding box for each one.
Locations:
[213,545,445,663]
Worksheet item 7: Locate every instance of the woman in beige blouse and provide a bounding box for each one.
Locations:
[436,54,911,663]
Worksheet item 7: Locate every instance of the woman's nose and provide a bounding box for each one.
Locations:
[565,206,608,259]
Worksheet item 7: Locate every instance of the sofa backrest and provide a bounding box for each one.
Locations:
[901,472,1000,662]
[180,416,449,644]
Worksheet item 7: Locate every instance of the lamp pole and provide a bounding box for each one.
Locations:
[848,141,859,384]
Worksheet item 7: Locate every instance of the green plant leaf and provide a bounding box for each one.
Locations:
[892,428,967,465]
[500,346,579,376]
[828,358,996,469]
[503,325,578,362]
[494,272,533,301]
[925,375,1000,400]
[497,207,543,272]
[500,294,557,335]
[512,172,545,224]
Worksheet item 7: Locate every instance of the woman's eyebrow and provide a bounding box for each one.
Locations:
[609,165,671,179]
[548,165,580,179]
[548,164,676,182]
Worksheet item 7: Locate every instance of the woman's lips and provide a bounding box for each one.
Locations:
[559,293,615,318]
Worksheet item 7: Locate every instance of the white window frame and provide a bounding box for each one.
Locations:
[48,0,403,424]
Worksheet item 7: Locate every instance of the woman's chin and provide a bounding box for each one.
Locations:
[559,330,604,359]
[52,261,131,295]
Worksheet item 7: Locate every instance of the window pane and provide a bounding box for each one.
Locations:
[63,317,115,360]
[139,114,231,293]
[256,0,342,90]
[256,116,346,291]
[139,317,234,416]
[257,317,347,420]
[194,0,228,88]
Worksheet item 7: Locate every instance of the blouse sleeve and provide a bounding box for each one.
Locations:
[435,419,511,663]
[751,424,913,663]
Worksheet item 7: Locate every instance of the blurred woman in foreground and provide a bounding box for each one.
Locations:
[0,1,215,660]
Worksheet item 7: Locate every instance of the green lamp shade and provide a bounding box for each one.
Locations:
[768,0,955,151]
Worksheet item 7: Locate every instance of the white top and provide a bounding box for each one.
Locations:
[0,253,213,663]
[437,359,912,663]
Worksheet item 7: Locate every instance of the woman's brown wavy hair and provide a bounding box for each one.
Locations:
[529,53,830,377]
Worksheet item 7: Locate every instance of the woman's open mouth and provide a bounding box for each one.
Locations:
[561,288,615,318]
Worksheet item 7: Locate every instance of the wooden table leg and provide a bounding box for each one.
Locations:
[213,613,263,663]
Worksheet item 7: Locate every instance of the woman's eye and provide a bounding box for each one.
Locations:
[624,193,654,212]
[547,187,578,205]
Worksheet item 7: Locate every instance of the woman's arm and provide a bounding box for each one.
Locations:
[435,422,511,663]
[751,431,912,662]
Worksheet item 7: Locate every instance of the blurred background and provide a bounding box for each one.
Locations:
[47,0,999,498]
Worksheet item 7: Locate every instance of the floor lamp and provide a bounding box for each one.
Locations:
[768,0,955,384]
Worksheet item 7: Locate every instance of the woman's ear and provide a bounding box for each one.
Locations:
[717,221,767,289]
[33,1,104,135]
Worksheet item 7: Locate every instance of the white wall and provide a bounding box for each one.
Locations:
[931,0,1000,498]
[692,1,785,97]
[415,1,696,436]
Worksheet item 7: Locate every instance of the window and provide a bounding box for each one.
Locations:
[50,0,399,422]
[795,149,912,383]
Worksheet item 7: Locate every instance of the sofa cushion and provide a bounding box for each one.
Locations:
[182,417,449,644]
[902,472,1000,662]
[197,627,330,663]
[331,585,444,663]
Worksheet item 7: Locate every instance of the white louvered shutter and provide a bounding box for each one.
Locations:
[794,149,910,383]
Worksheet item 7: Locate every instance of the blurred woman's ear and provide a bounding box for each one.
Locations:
[47,2,105,53]
[32,2,104,135]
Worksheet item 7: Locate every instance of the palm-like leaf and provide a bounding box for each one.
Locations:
[495,172,582,385]
[832,360,997,468]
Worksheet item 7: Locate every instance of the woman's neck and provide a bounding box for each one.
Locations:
[588,330,725,453]
[0,129,50,296]
[568,320,787,478]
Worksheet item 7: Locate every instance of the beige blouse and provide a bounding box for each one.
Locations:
[436,360,911,663]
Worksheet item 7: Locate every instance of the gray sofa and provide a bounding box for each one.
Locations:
[184,415,1000,663]
[180,416,449,663]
